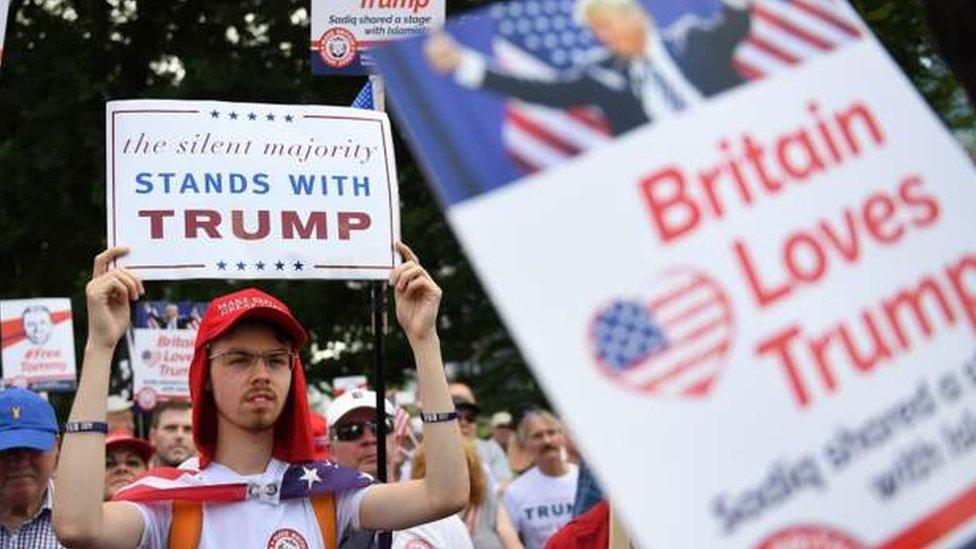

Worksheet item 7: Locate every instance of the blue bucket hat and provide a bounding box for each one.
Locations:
[0,388,58,452]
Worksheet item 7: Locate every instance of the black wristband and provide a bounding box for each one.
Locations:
[420,411,459,423]
[64,421,109,434]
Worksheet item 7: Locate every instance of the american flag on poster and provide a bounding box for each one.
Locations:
[591,269,734,397]
[488,0,863,173]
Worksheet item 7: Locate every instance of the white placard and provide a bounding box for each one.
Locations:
[310,0,445,74]
[1,298,76,392]
[0,0,10,73]
[445,35,976,549]
[333,375,368,397]
[105,99,400,280]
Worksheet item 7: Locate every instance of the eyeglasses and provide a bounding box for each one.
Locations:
[208,349,295,374]
[458,412,477,424]
[331,417,395,442]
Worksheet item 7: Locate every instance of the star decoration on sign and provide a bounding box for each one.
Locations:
[266,113,275,121]
[210,110,219,118]
[275,261,285,271]
[284,114,294,122]
[236,261,246,270]
[229,112,239,120]
[256,261,266,271]
[247,112,257,121]
[216,261,227,270]
[299,466,322,490]
[293,261,304,271]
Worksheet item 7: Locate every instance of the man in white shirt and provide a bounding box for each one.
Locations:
[503,410,579,549]
[53,243,469,548]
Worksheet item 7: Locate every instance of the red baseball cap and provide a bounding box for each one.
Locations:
[105,431,153,463]
[189,288,315,467]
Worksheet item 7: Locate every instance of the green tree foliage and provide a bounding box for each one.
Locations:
[0,0,971,418]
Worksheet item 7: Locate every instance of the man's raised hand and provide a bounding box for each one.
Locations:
[86,246,144,349]
[389,241,442,343]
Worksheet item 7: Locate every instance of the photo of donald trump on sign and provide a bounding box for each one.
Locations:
[372,0,864,205]
[425,0,752,135]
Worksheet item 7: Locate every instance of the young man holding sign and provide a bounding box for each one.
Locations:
[53,243,468,548]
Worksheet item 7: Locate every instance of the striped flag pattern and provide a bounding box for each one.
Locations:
[489,0,863,173]
[733,0,864,79]
[113,461,372,503]
[394,407,411,441]
[591,269,734,397]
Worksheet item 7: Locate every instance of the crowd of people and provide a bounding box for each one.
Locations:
[0,244,607,548]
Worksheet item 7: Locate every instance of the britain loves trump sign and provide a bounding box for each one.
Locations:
[376,0,976,546]
[105,99,400,280]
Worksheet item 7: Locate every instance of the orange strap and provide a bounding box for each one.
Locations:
[312,493,338,548]
[168,500,203,549]
[165,494,336,548]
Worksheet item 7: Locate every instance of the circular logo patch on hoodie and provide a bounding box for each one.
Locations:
[267,528,308,549]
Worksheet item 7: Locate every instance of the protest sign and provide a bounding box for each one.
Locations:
[333,374,369,397]
[105,99,400,281]
[127,300,206,408]
[1,298,76,391]
[310,0,445,75]
[375,0,976,546]
[0,0,9,73]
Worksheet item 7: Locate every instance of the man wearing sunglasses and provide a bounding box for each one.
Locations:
[326,389,397,482]
[53,243,469,548]
[327,390,473,549]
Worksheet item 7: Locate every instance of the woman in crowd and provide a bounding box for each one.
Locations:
[414,440,524,549]
[103,431,153,501]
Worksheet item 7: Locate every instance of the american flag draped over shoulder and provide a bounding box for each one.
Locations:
[112,461,372,503]
[488,0,863,173]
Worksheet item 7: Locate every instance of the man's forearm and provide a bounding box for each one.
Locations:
[53,342,115,543]
[412,334,469,511]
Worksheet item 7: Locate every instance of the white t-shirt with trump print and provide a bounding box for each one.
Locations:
[503,464,578,549]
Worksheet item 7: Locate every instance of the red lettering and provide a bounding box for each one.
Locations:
[231,210,270,240]
[138,210,175,239]
[755,325,810,407]
[861,193,903,244]
[784,233,827,282]
[946,254,976,334]
[818,209,861,260]
[639,167,700,243]
[899,174,940,228]
[184,209,222,238]
[337,212,371,240]
[282,211,328,239]
[732,239,792,307]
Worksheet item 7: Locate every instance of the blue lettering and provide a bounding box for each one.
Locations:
[205,173,223,193]
[229,173,246,193]
[180,172,200,194]
[159,172,176,193]
[253,173,270,194]
[289,174,315,195]
[135,172,153,194]
[353,176,370,197]
[334,175,347,195]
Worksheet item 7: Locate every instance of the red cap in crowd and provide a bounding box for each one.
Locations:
[105,430,154,463]
[189,288,315,467]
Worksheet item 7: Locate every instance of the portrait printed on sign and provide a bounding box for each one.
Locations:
[373,0,864,205]
[0,298,77,392]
